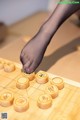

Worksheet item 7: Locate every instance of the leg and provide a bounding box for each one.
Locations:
[20,27,56,73]
[20,4,80,73]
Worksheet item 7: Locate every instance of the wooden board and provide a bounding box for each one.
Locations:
[0,58,80,120]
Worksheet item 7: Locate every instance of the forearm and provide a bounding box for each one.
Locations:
[41,3,80,41]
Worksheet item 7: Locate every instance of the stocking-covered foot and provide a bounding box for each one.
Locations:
[20,29,51,73]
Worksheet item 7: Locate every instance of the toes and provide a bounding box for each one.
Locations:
[20,52,24,63]
[20,53,23,63]
[23,60,32,73]
[25,62,38,73]
[20,53,28,65]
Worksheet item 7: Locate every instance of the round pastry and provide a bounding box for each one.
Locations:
[16,77,29,89]
[45,85,59,98]
[4,63,15,72]
[0,92,14,107]
[51,77,64,90]
[37,94,52,109]
[35,71,48,84]
[13,97,29,112]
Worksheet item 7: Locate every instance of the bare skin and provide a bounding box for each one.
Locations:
[20,3,80,73]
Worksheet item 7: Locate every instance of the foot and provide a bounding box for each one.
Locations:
[20,29,50,73]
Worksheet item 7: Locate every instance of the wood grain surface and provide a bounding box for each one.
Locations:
[0,58,80,120]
